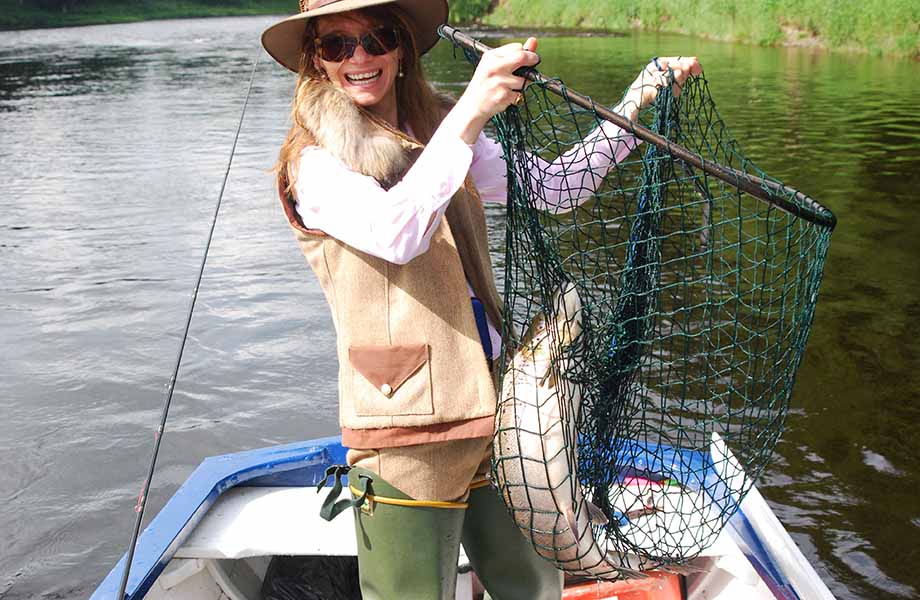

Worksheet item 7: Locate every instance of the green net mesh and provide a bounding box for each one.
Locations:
[443,29,835,578]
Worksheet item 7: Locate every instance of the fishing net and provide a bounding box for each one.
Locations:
[442,29,835,577]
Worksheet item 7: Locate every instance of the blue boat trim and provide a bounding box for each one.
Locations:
[91,434,801,600]
[90,436,347,600]
[728,504,801,600]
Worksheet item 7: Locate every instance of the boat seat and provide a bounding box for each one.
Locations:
[176,487,359,559]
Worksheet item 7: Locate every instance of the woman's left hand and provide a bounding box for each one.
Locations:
[618,56,703,121]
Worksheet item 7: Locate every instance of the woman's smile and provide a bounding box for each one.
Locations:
[343,68,383,86]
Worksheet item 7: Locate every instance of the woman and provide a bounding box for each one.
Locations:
[261,1,700,598]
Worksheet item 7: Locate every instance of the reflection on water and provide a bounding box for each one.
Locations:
[1,16,918,600]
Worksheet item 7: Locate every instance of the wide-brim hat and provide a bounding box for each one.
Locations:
[261,0,449,73]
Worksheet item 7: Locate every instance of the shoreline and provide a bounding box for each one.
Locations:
[480,0,919,60]
[476,24,879,58]
[1,2,917,60]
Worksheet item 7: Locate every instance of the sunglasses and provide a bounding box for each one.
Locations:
[315,27,399,63]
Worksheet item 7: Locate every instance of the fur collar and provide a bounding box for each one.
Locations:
[296,79,420,187]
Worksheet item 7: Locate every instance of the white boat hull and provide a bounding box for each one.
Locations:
[141,483,823,600]
[90,435,835,600]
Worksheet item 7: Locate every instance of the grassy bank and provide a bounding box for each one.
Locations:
[0,0,293,30]
[468,0,919,58]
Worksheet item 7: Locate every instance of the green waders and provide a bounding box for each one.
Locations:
[462,485,564,600]
[345,467,563,600]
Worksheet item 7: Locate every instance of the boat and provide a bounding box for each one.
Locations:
[90,434,836,600]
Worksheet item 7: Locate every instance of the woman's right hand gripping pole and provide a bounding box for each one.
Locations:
[439,37,541,145]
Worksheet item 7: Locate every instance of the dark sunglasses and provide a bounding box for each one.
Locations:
[315,27,399,63]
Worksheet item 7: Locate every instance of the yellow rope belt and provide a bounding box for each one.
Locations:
[349,485,470,510]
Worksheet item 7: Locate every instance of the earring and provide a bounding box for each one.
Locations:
[398,60,404,78]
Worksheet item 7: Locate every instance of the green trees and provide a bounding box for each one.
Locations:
[449,0,492,24]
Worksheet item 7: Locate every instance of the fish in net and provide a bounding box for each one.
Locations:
[440,27,836,578]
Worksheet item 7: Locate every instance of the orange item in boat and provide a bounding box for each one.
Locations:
[562,572,683,600]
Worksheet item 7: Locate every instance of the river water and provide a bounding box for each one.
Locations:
[0,15,918,600]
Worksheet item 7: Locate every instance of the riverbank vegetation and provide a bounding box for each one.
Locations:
[468,0,919,58]
[2,0,917,58]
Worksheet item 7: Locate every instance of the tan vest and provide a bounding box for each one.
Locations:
[279,171,503,449]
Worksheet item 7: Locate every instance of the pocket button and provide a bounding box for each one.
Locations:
[380,383,393,397]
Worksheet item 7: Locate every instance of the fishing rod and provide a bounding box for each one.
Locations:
[115,51,260,600]
[438,25,836,231]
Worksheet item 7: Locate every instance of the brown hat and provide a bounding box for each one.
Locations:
[261,0,449,73]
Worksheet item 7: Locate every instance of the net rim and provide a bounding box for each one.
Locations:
[437,25,838,232]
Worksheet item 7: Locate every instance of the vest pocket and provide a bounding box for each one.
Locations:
[348,344,433,417]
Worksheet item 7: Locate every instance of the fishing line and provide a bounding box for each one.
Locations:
[116,50,261,600]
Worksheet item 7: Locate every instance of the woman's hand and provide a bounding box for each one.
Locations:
[441,37,540,145]
[461,37,540,123]
[617,56,702,121]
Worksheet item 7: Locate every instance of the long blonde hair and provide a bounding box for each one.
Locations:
[275,5,452,191]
